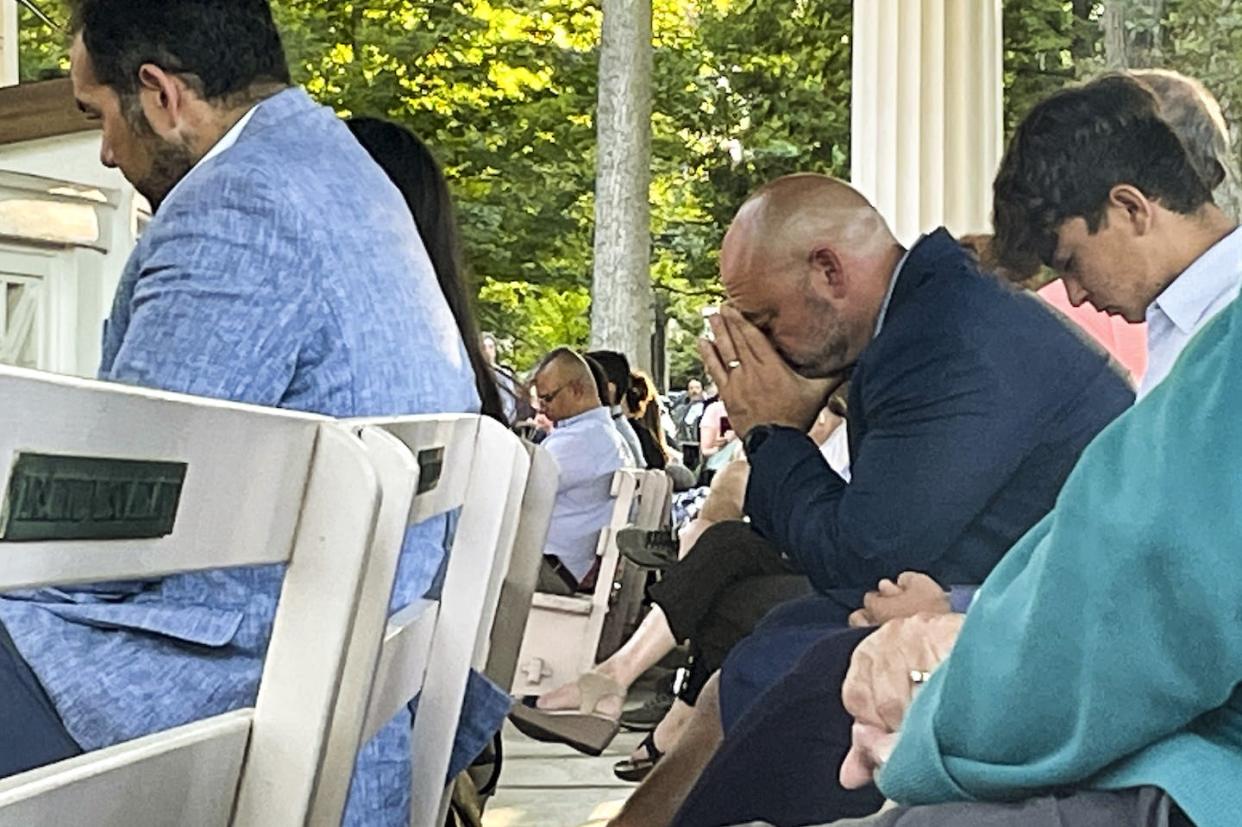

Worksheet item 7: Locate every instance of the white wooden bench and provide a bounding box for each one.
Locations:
[598,468,673,660]
[340,415,535,827]
[511,468,672,697]
[483,443,559,693]
[0,365,388,827]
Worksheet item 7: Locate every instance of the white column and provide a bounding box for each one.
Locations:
[0,0,18,87]
[851,0,1003,246]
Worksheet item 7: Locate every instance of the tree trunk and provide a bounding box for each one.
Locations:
[1102,0,1167,70]
[1070,0,1098,61]
[1103,1,1129,69]
[589,0,654,372]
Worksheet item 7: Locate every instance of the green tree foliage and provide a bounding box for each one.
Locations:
[17,0,855,382]
[19,1,1238,384]
[1121,0,1242,200]
[16,1,70,81]
[1001,1,1098,135]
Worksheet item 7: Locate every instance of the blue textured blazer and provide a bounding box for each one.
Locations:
[745,228,1136,606]
[0,89,484,826]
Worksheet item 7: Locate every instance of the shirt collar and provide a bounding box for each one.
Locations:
[164,104,260,204]
[874,241,917,339]
[1147,225,1242,334]
[557,406,612,429]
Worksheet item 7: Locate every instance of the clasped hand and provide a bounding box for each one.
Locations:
[848,571,951,628]
[839,612,964,789]
[698,306,840,439]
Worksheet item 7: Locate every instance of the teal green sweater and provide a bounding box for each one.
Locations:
[879,296,1242,827]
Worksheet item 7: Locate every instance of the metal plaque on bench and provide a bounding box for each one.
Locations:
[0,452,187,542]
[416,446,444,495]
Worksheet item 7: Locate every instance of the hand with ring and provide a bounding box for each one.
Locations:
[698,306,840,439]
[838,612,964,789]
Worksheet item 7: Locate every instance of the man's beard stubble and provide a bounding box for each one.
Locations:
[789,304,854,380]
[127,107,195,212]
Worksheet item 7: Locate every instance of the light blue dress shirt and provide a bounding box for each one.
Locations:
[611,405,647,468]
[1140,224,1242,397]
[541,406,634,579]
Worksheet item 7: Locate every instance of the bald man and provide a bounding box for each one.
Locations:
[531,347,633,594]
[572,176,1133,827]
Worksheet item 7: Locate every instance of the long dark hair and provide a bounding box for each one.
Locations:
[347,117,508,424]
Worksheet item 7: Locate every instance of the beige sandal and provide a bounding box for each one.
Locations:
[509,672,625,756]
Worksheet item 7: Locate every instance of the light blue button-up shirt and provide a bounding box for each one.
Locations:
[542,406,634,579]
[1141,225,1242,397]
[611,404,647,467]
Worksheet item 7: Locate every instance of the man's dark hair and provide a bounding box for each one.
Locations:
[583,356,612,408]
[70,0,291,105]
[993,74,1214,277]
[585,350,632,407]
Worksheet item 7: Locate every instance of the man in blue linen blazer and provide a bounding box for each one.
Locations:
[0,3,503,824]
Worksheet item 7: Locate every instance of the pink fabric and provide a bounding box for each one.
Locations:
[700,400,728,441]
[1038,280,1148,384]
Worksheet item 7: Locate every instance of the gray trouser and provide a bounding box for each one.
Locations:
[743,786,1183,827]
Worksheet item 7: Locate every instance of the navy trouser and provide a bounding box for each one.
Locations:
[719,593,857,731]
[674,625,883,827]
[0,620,81,778]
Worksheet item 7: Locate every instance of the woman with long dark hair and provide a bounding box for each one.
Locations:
[347,117,509,424]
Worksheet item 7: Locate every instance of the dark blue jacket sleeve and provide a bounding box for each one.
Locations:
[745,337,1042,592]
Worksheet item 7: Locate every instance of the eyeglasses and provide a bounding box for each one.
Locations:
[536,383,570,407]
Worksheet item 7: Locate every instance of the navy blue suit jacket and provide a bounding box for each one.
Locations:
[745,228,1134,600]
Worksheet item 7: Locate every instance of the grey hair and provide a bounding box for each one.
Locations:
[1131,69,1236,193]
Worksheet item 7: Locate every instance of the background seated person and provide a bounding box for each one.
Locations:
[695,398,739,483]
[626,370,671,470]
[510,402,846,767]
[588,349,648,468]
[531,348,635,595]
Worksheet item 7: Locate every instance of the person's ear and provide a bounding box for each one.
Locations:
[809,245,848,299]
[1108,184,1155,238]
[136,63,188,139]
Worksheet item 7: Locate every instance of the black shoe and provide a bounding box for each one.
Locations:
[617,527,677,569]
[613,731,663,783]
[619,690,673,732]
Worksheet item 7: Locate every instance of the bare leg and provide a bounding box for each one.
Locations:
[538,461,750,715]
[609,672,725,827]
[536,604,678,716]
[625,694,694,760]
[698,461,749,524]
[674,458,748,558]
[676,517,714,559]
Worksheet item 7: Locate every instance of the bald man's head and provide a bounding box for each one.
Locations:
[719,174,904,378]
[534,347,602,423]
[1131,69,1233,195]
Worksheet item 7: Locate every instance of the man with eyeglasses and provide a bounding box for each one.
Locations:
[532,347,635,595]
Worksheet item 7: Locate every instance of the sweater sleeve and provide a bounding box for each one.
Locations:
[879,302,1242,805]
